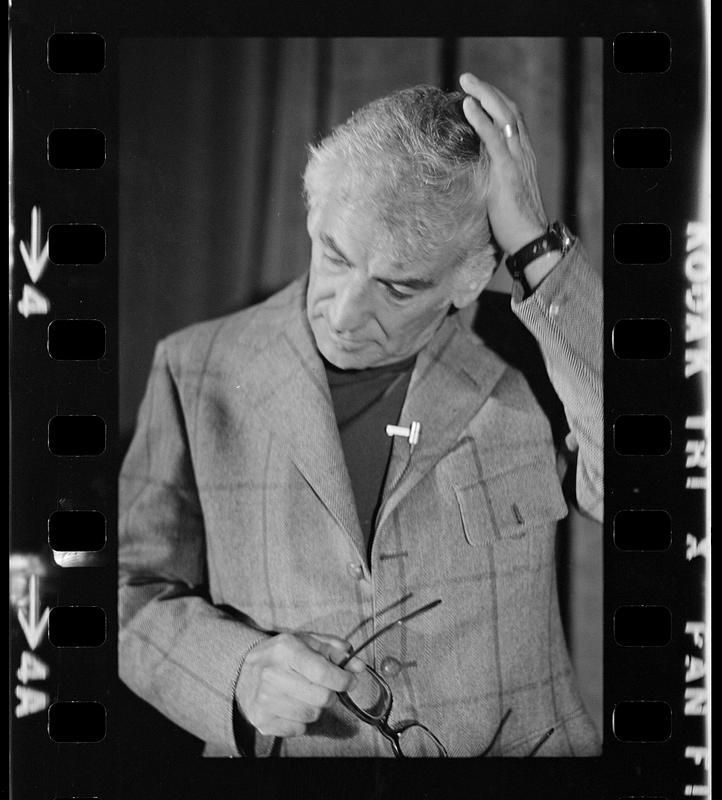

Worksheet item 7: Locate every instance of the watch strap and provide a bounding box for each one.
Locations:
[505,222,573,286]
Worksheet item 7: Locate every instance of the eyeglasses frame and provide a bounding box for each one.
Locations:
[336,597,448,758]
[337,663,449,757]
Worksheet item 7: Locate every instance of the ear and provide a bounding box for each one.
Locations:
[450,264,492,310]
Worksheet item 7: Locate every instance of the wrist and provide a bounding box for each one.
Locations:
[503,226,547,257]
[505,222,574,295]
[522,250,563,290]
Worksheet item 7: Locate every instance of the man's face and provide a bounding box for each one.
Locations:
[306,199,477,370]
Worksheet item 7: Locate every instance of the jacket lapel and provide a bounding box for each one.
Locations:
[375,312,508,532]
[237,282,507,561]
[240,284,367,562]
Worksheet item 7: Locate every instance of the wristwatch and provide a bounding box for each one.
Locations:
[505,222,574,294]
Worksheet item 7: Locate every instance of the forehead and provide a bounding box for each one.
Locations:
[316,200,382,252]
[313,197,457,284]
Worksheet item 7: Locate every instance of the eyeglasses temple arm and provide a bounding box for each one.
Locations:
[478,708,513,757]
[343,592,414,642]
[526,727,555,757]
[339,599,442,668]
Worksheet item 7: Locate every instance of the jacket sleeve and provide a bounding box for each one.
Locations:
[510,239,603,522]
[118,339,270,755]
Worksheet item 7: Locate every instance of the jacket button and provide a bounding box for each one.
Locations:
[346,562,365,580]
[379,656,402,677]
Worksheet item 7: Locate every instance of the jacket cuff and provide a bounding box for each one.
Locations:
[119,608,277,758]
[231,635,277,757]
[510,237,586,310]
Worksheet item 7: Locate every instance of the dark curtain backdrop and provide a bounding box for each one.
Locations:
[119,37,603,745]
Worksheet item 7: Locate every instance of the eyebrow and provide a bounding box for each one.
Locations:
[385,274,436,290]
[319,232,436,290]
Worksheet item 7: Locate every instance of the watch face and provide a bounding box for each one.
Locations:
[553,222,574,251]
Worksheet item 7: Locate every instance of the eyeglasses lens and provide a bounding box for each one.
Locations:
[397,723,447,757]
[346,667,391,720]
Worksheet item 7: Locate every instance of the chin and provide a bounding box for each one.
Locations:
[312,327,373,369]
[322,347,376,370]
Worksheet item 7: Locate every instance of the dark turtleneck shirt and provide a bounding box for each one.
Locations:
[323,354,416,553]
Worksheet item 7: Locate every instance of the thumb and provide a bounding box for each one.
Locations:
[303,633,367,672]
[303,631,353,656]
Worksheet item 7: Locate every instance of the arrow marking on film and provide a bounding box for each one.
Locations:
[17,574,50,651]
[19,206,50,283]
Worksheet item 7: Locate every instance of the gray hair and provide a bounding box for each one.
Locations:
[303,85,496,282]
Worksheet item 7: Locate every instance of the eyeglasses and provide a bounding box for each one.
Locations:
[337,597,557,758]
[337,596,448,758]
[270,595,557,758]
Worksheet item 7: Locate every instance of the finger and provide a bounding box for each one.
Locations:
[337,650,368,673]
[462,96,513,161]
[326,647,366,675]
[305,632,353,651]
[287,642,357,692]
[265,665,336,708]
[460,74,526,156]
[256,718,306,738]
[462,78,525,159]
[341,655,367,674]
[459,73,514,128]
[303,632,353,661]
[492,86,521,119]
[490,85,537,152]
[301,633,366,676]
[316,642,366,672]
[492,87,533,150]
[499,120,525,159]
[263,691,323,725]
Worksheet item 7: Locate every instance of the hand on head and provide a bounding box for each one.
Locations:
[459,72,549,256]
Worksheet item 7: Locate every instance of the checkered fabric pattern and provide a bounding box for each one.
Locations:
[119,240,603,757]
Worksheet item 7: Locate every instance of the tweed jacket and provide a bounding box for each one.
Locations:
[119,239,603,758]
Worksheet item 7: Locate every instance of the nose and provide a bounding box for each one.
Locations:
[327,274,370,334]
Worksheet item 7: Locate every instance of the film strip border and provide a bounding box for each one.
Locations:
[605,29,710,800]
[10,23,119,800]
[9,18,708,800]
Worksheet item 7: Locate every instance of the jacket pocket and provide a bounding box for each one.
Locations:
[441,445,568,547]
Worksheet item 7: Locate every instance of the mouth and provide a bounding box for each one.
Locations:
[322,317,368,352]
[328,332,366,352]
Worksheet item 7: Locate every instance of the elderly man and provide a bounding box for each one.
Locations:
[119,72,602,757]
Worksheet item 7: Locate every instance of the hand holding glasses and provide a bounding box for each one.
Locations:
[235,631,366,740]
[336,597,448,758]
[252,596,447,756]
[246,593,556,757]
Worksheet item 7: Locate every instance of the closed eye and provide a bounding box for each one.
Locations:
[325,253,349,267]
[381,282,414,301]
